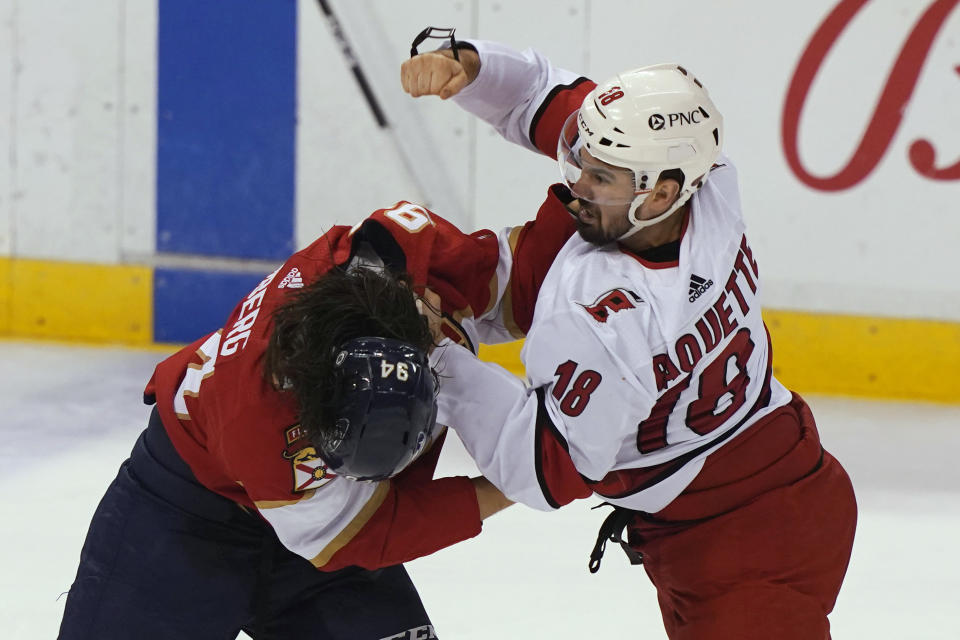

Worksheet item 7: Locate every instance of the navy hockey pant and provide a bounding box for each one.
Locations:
[58,407,437,640]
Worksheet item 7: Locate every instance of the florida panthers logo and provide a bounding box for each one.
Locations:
[579,288,643,323]
[282,424,336,492]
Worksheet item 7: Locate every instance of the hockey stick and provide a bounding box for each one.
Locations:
[314,0,388,128]
[309,0,469,226]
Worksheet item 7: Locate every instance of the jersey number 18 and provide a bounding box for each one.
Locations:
[552,327,756,453]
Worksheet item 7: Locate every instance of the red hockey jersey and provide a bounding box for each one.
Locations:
[144,200,574,571]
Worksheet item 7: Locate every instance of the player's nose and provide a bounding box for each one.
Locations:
[572,174,593,200]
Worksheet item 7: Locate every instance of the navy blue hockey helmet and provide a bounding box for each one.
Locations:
[319,336,439,481]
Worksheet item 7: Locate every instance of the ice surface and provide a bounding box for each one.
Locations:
[2,340,958,639]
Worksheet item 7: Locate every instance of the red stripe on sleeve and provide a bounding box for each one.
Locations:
[508,186,578,334]
[529,78,596,158]
[534,389,592,508]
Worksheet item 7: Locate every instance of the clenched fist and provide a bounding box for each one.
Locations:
[400,48,480,100]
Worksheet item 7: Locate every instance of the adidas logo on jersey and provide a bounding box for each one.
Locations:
[688,274,713,302]
[278,268,304,289]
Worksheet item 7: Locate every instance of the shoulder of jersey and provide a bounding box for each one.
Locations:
[542,242,648,328]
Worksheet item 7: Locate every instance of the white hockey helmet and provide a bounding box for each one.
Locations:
[558,63,723,239]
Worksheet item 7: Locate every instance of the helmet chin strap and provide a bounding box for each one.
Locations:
[617,191,692,241]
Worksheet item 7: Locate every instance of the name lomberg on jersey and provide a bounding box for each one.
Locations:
[219,267,280,357]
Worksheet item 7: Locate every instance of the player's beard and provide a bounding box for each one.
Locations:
[574,200,622,246]
[576,220,610,245]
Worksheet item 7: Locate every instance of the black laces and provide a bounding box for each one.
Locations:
[588,503,644,573]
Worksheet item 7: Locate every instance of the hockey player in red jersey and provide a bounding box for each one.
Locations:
[58,200,575,640]
[403,33,857,640]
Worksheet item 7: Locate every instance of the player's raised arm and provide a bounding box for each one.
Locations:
[403,31,594,156]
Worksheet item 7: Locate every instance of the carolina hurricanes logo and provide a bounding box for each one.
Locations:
[579,288,643,323]
[782,0,960,191]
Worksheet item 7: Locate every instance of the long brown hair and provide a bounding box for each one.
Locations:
[263,267,433,443]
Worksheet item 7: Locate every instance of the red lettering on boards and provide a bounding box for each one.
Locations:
[782,0,960,191]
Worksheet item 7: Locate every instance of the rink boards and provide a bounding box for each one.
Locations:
[1,0,958,403]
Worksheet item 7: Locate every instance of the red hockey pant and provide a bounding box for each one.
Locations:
[630,394,857,640]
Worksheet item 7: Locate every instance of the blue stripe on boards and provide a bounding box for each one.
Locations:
[153,268,270,344]
[157,0,297,260]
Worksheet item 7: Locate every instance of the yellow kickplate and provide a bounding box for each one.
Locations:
[0,258,11,334]
[5,258,152,345]
[765,310,960,404]
[478,341,526,378]
[1,256,957,403]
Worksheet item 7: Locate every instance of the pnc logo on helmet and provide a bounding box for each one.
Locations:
[558,62,723,240]
[651,109,711,132]
[668,109,708,127]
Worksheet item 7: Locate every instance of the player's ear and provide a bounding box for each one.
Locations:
[650,177,681,211]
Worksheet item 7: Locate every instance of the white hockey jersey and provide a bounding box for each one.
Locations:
[434,40,793,513]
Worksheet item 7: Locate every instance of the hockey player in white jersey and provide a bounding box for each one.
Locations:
[403,33,857,640]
